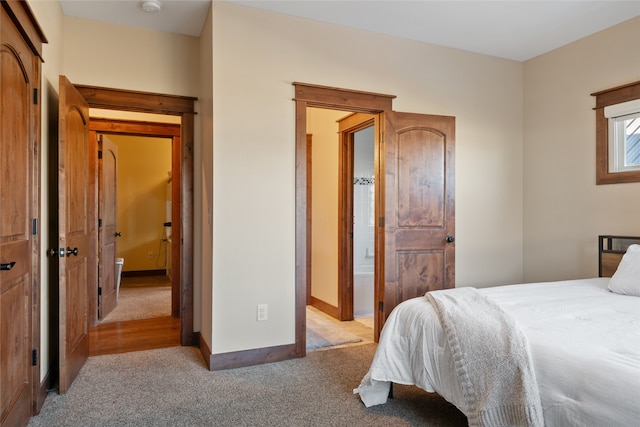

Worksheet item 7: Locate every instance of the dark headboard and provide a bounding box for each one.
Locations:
[599,235,640,277]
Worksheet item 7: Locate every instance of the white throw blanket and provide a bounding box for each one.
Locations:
[426,287,543,427]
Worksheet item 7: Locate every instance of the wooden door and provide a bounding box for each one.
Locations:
[0,5,40,424]
[58,75,96,393]
[98,135,118,319]
[376,111,455,338]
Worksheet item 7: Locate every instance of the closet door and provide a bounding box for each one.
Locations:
[0,2,45,424]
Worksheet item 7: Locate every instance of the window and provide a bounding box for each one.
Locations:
[606,100,640,173]
[592,81,640,184]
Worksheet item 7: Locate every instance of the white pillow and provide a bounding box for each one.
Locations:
[608,244,640,296]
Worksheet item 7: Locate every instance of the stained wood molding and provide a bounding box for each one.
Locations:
[592,81,640,185]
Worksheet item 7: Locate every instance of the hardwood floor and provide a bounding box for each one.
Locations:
[89,316,180,356]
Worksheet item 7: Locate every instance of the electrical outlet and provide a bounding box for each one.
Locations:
[257,304,268,321]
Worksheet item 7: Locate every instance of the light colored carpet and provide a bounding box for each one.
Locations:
[28,345,468,427]
[102,284,171,323]
[306,306,371,350]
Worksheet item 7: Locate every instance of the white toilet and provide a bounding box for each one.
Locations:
[115,258,125,301]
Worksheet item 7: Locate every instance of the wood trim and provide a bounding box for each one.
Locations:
[208,343,298,371]
[1,0,48,59]
[79,87,196,346]
[179,113,195,345]
[198,333,211,370]
[75,85,197,115]
[294,83,394,353]
[293,82,395,112]
[591,80,640,109]
[592,81,640,185]
[309,296,340,320]
[306,134,312,306]
[89,118,180,137]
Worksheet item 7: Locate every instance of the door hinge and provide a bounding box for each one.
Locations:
[32,349,38,366]
[98,287,102,296]
[33,88,38,105]
[32,218,38,235]
[378,217,385,227]
[378,301,384,312]
[98,218,102,228]
[98,150,102,159]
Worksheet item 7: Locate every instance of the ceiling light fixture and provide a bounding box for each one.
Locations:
[141,0,162,13]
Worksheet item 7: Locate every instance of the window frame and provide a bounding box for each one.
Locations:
[592,81,640,185]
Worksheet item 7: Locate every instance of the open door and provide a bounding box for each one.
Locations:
[376,111,455,339]
[98,135,118,319]
[57,75,96,393]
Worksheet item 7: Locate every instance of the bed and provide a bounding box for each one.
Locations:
[354,236,640,426]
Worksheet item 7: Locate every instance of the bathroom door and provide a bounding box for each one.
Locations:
[378,111,455,335]
[57,75,96,393]
[98,134,118,319]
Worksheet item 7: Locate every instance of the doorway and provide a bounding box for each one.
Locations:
[52,82,196,390]
[305,108,376,348]
[350,125,375,324]
[294,82,456,357]
[98,132,173,324]
[73,86,196,348]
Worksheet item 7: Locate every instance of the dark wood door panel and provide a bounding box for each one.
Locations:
[1,2,45,422]
[380,111,455,332]
[58,75,94,394]
[397,128,446,228]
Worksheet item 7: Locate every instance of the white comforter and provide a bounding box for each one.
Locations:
[355,278,640,426]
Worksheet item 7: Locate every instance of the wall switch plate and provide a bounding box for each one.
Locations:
[257,304,268,321]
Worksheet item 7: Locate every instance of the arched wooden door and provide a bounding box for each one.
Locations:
[0,2,45,423]
[57,75,96,393]
[378,111,456,332]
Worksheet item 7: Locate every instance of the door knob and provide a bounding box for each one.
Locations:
[115,232,122,237]
[445,235,455,243]
[66,247,79,256]
[0,261,16,271]
[47,248,60,257]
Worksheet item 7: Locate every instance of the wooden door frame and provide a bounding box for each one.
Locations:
[75,85,196,346]
[337,114,376,321]
[90,119,181,321]
[293,82,395,356]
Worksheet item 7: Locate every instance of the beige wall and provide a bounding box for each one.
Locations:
[212,2,524,354]
[107,135,172,272]
[523,16,640,282]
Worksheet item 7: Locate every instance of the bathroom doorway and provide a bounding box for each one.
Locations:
[306,108,376,345]
[98,132,173,324]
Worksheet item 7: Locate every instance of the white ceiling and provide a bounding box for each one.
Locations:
[59,0,640,61]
